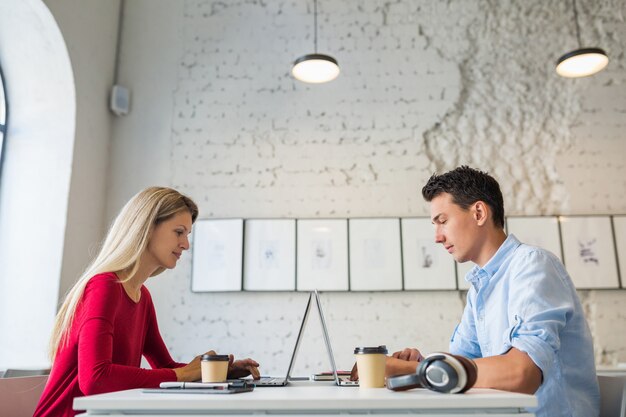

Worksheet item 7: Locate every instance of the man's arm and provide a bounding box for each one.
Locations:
[375,346,541,394]
[474,347,542,394]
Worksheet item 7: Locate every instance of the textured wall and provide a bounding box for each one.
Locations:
[114,0,626,375]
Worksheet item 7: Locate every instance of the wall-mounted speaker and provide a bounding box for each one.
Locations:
[110,84,130,116]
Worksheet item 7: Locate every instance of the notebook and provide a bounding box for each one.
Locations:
[313,290,359,387]
[146,380,254,394]
[240,292,313,387]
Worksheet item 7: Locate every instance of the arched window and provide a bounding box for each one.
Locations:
[0,64,6,174]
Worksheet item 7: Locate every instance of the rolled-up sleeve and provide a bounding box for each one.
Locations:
[450,292,482,359]
[501,251,574,380]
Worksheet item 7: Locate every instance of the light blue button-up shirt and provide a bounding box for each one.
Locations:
[450,234,599,417]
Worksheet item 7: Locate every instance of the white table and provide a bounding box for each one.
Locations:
[74,381,537,417]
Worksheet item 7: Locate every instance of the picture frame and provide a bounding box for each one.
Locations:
[348,218,402,291]
[401,218,456,290]
[191,219,243,292]
[612,215,626,288]
[296,219,349,291]
[243,219,296,291]
[506,216,563,262]
[559,216,619,289]
[456,261,473,290]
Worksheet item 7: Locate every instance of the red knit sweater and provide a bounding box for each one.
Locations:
[33,273,184,417]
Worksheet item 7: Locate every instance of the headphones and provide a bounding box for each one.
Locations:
[386,352,478,394]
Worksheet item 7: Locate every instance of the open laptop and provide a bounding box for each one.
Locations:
[240,292,312,387]
[313,290,359,387]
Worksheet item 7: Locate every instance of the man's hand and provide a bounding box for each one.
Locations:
[350,347,423,381]
[227,355,261,380]
[392,348,424,362]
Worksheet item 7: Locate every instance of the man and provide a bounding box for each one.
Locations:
[385,166,599,417]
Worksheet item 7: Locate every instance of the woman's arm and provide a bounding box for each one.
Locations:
[76,279,177,395]
[142,293,186,370]
[78,317,177,395]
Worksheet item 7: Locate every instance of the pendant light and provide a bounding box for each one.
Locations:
[291,0,340,83]
[556,0,608,78]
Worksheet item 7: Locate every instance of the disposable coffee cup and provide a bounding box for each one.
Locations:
[354,345,388,388]
[201,354,229,383]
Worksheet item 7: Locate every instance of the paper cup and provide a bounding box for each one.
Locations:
[354,346,388,388]
[201,354,229,383]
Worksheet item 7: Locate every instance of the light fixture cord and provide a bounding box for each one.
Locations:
[572,0,582,48]
[314,0,318,53]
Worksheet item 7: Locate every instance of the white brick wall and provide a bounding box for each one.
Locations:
[111,0,626,374]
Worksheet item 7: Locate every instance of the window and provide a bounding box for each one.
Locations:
[0,63,6,174]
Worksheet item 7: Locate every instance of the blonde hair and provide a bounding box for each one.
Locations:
[49,187,198,360]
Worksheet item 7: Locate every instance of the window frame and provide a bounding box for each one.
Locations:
[0,62,7,184]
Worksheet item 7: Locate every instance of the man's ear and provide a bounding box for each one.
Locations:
[473,201,489,226]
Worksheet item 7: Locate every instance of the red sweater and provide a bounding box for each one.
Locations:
[33,273,184,417]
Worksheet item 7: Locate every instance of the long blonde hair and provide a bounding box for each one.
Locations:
[49,186,198,360]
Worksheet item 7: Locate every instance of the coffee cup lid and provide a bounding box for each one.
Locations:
[201,354,230,361]
[354,345,388,354]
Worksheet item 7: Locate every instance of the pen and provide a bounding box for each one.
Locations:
[159,382,230,389]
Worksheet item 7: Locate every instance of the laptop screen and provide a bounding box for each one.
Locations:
[313,290,345,384]
[283,292,313,380]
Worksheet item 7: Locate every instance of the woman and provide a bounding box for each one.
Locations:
[33,187,259,417]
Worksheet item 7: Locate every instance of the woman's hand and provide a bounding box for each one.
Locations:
[174,350,216,382]
[227,355,260,380]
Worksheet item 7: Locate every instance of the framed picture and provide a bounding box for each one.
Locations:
[243,219,296,291]
[191,219,243,292]
[348,218,402,291]
[297,219,349,291]
[456,261,474,290]
[506,216,562,262]
[612,215,626,288]
[560,216,619,289]
[401,218,456,290]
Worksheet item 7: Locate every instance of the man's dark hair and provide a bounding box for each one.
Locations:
[421,166,505,228]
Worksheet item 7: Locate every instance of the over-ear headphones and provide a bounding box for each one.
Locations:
[386,352,478,394]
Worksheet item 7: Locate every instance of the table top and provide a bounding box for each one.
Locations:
[74,381,537,413]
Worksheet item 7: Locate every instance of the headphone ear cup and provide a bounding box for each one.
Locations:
[415,358,431,389]
[451,354,478,393]
[417,354,461,393]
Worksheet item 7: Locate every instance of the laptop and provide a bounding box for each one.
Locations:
[240,292,312,386]
[313,290,359,387]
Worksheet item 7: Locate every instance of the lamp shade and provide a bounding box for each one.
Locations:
[291,54,340,83]
[556,47,609,78]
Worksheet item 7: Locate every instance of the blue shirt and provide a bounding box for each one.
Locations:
[450,234,600,417]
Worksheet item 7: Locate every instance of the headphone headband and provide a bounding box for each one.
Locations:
[386,352,477,394]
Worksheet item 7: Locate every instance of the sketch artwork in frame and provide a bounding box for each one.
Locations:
[349,218,402,291]
[297,219,349,291]
[612,215,626,288]
[560,216,619,289]
[401,218,455,290]
[243,219,296,291]
[456,261,474,290]
[191,219,243,292]
[506,216,563,262]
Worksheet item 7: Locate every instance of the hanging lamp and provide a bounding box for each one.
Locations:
[291,0,340,83]
[556,0,608,78]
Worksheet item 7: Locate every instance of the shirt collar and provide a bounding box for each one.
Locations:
[465,234,522,285]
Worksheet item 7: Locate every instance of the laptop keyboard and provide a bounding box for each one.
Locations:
[255,377,285,385]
